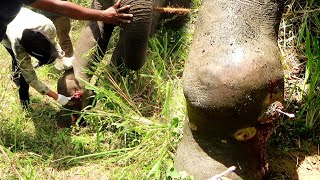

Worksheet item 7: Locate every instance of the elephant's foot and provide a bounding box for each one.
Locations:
[175,123,264,180]
[175,123,242,180]
[175,101,284,180]
[55,90,83,128]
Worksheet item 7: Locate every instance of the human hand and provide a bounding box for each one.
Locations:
[56,94,71,106]
[101,0,133,25]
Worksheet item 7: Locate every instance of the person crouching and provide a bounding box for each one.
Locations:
[1,8,74,108]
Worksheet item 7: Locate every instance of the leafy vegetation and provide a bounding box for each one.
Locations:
[272,0,320,150]
[268,0,320,178]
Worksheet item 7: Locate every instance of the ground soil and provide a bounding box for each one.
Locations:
[268,144,320,179]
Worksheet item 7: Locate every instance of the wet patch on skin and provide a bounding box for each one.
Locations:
[69,91,83,123]
[254,101,284,176]
[234,127,257,141]
[57,90,86,127]
[66,90,83,106]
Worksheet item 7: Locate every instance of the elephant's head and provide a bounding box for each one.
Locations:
[57,0,156,126]
[175,0,285,179]
[57,0,191,126]
[56,68,89,127]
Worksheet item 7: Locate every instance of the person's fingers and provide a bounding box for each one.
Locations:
[116,18,131,24]
[114,0,121,8]
[116,5,130,13]
[116,13,133,19]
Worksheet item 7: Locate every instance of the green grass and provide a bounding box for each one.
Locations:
[62,20,194,178]
[272,0,320,150]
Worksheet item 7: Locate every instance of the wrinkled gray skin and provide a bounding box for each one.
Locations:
[175,0,284,179]
[57,0,190,125]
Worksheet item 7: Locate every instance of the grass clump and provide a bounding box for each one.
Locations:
[274,0,320,150]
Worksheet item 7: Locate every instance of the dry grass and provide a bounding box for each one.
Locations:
[270,0,320,178]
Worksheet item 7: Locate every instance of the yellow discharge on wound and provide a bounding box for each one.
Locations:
[189,123,198,131]
[234,127,257,141]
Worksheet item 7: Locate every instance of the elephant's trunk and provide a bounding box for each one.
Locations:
[175,0,284,179]
[112,0,153,71]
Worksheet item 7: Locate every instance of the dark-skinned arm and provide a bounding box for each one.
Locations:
[30,0,133,25]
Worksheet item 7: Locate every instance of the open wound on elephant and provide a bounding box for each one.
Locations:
[154,6,191,14]
[233,127,257,141]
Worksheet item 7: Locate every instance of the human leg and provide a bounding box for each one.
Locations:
[50,16,74,57]
[6,47,30,108]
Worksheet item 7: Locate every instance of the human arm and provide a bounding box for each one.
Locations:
[47,90,58,100]
[15,46,70,105]
[47,90,71,105]
[30,0,133,25]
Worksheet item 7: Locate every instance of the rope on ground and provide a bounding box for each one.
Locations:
[208,166,236,180]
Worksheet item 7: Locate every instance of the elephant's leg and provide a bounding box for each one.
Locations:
[110,35,126,75]
[175,0,284,179]
[74,0,115,78]
[111,0,192,72]
[73,23,114,92]
[111,0,153,71]
[149,0,166,34]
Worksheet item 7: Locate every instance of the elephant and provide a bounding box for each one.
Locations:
[174,0,284,179]
[57,0,191,126]
[57,0,284,179]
